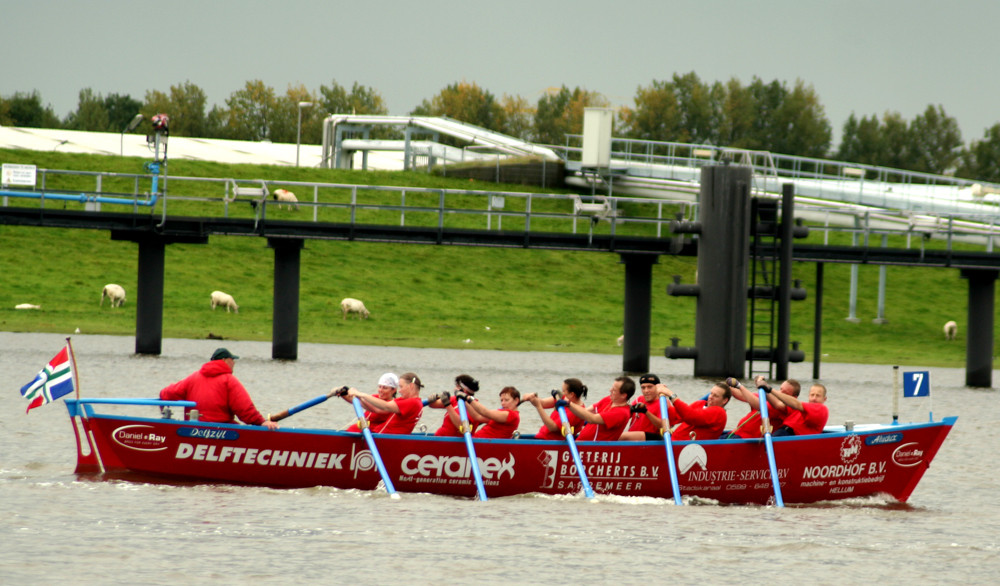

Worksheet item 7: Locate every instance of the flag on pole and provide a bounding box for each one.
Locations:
[20,345,76,413]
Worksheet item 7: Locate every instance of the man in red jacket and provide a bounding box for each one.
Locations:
[159,348,278,430]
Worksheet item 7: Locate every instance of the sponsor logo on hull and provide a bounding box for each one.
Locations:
[113,425,168,452]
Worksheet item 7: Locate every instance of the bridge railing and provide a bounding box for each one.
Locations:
[1,168,695,240]
[5,167,1000,252]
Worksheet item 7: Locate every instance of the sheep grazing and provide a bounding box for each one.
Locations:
[100,284,126,307]
[210,290,239,313]
[15,303,41,310]
[340,297,370,320]
[944,320,958,341]
[273,189,299,210]
[617,334,624,346]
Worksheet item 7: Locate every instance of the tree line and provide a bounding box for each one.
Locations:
[2,73,998,182]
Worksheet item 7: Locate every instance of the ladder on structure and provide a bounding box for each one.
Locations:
[748,198,778,380]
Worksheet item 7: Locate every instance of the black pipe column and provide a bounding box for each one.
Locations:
[694,165,752,377]
[960,268,997,387]
[135,236,166,355]
[620,253,659,374]
[270,238,304,360]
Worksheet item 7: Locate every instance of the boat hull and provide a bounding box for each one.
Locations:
[67,399,955,505]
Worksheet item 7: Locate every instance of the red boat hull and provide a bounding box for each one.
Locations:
[68,400,955,505]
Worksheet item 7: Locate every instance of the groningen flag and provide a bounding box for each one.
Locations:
[20,345,75,413]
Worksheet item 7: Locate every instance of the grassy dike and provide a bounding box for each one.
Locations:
[0,148,987,368]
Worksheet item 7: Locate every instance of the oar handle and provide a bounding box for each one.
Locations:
[658,395,682,505]
[268,386,347,422]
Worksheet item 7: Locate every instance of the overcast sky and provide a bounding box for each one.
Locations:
[3,1,998,147]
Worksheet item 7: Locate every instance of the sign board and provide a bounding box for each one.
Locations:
[581,108,613,168]
[2,163,37,187]
[903,370,931,398]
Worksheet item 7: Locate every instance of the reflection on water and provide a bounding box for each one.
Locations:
[1,332,997,583]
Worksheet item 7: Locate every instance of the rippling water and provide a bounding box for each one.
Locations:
[1,332,997,584]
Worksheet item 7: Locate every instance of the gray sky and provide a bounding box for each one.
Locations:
[3,1,998,147]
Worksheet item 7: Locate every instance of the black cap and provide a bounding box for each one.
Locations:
[639,373,660,385]
[211,348,239,361]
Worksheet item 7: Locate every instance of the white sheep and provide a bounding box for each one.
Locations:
[944,320,958,341]
[211,290,239,313]
[273,189,299,210]
[617,334,624,346]
[100,284,126,307]
[340,298,370,320]
[15,303,41,310]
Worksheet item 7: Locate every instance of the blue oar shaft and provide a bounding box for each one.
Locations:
[658,396,683,505]
[557,405,594,499]
[456,400,488,501]
[757,388,784,507]
[351,397,397,496]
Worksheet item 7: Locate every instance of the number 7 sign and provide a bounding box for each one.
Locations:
[903,371,931,398]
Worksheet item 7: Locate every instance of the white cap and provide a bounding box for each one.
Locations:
[378,372,399,389]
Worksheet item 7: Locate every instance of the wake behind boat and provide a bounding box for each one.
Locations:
[66,398,955,505]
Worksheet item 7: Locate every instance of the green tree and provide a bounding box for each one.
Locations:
[102,93,143,133]
[411,82,502,130]
[496,94,534,140]
[268,84,317,144]
[768,80,831,157]
[618,79,682,142]
[957,123,1000,183]
[143,82,208,137]
[217,80,278,141]
[319,80,388,116]
[669,72,717,144]
[534,85,608,145]
[715,78,756,148]
[908,104,962,174]
[65,88,110,131]
[0,91,61,128]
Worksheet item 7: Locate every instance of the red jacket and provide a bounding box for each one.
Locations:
[670,399,727,441]
[159,360,266,425]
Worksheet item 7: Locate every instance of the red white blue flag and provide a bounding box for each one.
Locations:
[20,345,76,413]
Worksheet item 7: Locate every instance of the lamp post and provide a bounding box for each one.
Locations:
[120,113,144,156]
[296,101,314,167]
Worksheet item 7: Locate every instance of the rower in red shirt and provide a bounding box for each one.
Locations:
[757,376,829,436]
[467,386,521,439]
[568,376,635,441]
[523,378,588,440]
[659,382,731,441]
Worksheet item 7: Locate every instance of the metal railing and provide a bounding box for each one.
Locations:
[5,167,1000,253]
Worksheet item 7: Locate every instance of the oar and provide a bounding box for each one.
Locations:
[757,385,785,507]
[552,390,594,499]
[658,396,683,505]
[350,396,399,499]
[268,386,347,422]
[456,397,488,501]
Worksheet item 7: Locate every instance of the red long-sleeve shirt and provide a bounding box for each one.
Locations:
[159,360,266,425]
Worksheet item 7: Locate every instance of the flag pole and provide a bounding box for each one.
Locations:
[66,336,80,399]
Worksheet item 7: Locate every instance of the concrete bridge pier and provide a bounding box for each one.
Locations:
[270,238,304,360]
[112,231,208,355]
[960,268,998,387]
[620,253,659,374]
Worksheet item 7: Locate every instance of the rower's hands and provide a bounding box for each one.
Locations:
[523,393,540,406]
[262,420,279,431]
[456,391,474,403]
[631,403,647,415]
[555,399,568,408]
[726,377,741,388]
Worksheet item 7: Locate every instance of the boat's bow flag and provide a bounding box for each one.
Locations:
[20,345,75,413]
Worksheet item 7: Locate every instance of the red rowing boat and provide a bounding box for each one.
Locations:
[66,398,955,505]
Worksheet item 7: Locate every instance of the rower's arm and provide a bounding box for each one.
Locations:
[567,400,603,425]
